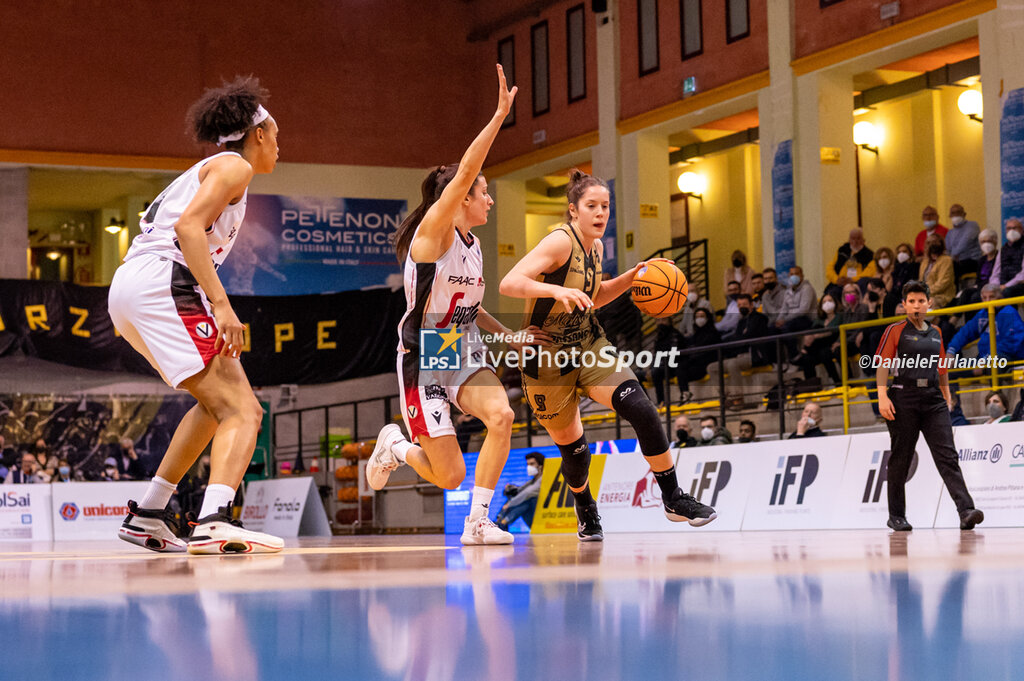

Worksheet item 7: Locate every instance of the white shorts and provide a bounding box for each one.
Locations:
[397,341,491,441]
[108,253,219,389]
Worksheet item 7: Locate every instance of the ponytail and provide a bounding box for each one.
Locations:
[564,168,610,222]
[392,164,461,262]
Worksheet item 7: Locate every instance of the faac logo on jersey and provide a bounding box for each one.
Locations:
[447,275,485,287]
[435,292,480,328]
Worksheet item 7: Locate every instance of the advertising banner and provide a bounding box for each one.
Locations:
[241,476,331,537]
[216,194,407,296]
[934,423,1024,528]
[675,443,761,532]
[739,436,851,530]
[530,454,607,534]
[830,431,944,530]
[771,140,795,272]
[1000,88,1024,234]
[50,481,149,541]
[0,484,53,541]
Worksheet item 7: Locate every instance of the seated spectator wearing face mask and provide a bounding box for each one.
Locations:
[683,308,723,391]
[982,391,1012,424]
[759,268,785,324]
[945,204,981,285]
[102,457,121,481]
[496,452,545,530]
[826,227,876,299]
[977,229,999,286]
[918,235,955,309]
[696,415,733,446]
[52,459,74,483]
[914,205,948,258]
[717,280,743,335]
[723,249,754,297]
[672,415,698,448]
[789,402,826,438]
[991,219,1024,299]
[737,420,757,443]
[679,287,714,338]
[874,247,896,292]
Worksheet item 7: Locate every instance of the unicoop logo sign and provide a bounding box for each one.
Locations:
[60,502,79,521]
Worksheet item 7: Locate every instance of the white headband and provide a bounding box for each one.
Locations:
[217,105,270,146]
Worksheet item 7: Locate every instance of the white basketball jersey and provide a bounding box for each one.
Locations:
[397,229,486,353]
[124,151,247,269]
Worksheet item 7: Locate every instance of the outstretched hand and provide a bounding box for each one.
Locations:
[496,64,518,117]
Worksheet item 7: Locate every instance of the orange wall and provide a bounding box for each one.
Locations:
[0,0,488,168]
[618,0,768,122]
[793,0,962,59]
[480,1,600,165]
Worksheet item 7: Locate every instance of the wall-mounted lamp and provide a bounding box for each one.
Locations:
[853,121,880,155]
[957,89,983,123]
[105,217,126,234]
[676,171,706,200]
[46,250,62,261]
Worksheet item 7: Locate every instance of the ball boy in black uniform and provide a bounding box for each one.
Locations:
[876,281,985,532]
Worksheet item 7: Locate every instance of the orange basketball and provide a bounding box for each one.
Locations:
[631,260,688,318]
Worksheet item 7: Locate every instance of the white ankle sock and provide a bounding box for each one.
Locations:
[198,484,237,519]
[139,476,177,510]
[391,439,414,463]
[469,487,494,521]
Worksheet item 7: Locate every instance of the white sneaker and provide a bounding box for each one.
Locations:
[367,423,405,490]
[461,515,514,545]
[118,500,188,553]
[187,507,284,555]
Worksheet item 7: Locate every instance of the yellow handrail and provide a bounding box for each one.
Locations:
[839,295,1024,433]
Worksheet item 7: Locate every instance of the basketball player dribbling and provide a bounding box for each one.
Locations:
[108,76,283,554]
[499,169,716,541]
[368,65,550,544]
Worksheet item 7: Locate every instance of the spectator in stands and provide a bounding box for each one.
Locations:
[919,234,955,308]
[874,247,896,293]
[682,308,723,396]
[892,242,917,291]
[716,280,742,335]
[723,249,754,296]
[697,415,732,446]
[32,438,54,475]
[5,452,42,484]
[946,204,981,284]
[113,437,147,480]
[793,293,841,384]
[840,282,869,323]
[102,457,121,481]
[679,287,713,337]
[978,228,999,286]
[826,227,876,299]
[0,435,15,471]
[760,268,785,323]
[53,459,73,483]
[946,283,1024,364]
[789,402,825,438]
[652,316,688,406]
[728,293,772,365]
[982,391,1012,424]
[992,219,1024,298]
[672,415,698,448]
[751,272,765,305]
[496,452,544,530]
[776,266,817,331]
[737,420,757,443]
[914,205,948,258]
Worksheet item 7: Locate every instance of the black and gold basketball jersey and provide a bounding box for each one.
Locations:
[522,224,602,346]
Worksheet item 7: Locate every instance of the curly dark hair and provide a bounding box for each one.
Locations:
[186,75,270,147]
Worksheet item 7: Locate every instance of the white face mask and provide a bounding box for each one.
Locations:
[526,464,539,477]
[877,258,891,269]
[896,251,911,263]
[700,427,715,441]
[923,220,937,230]
[687,291,698,304]
[981,242,996,255]
[1008,229,1022,243]
[806,417,817,428]
[695,316,708,327]
[951,216,965,227]
[822,301,836,314]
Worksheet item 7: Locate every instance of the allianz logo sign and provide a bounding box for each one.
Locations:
[958,443,1004,464]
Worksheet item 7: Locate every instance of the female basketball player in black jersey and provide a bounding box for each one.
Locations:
[369,65,549,544]
[500,170,716,540]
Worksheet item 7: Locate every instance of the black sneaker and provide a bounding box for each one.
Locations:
[117,500,188,553]
[959,508,984,530]
[887,515,913,532]
[576,502,604,542]
[664,488,717,527]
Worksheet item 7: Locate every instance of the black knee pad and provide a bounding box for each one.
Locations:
[612,379,669,456]
[557,434,591,488]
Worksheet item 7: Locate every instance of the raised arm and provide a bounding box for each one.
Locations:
[410,65,517,263]
[175,154,253,357]
[499,231,593,313]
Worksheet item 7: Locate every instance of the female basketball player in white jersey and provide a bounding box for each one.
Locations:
[108,76,283,554]
[500,170,716,541]
[369,65,547,544]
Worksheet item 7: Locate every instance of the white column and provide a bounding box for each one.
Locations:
[488,179,528,316]
[618,130,671,267]
[0,168,29,279]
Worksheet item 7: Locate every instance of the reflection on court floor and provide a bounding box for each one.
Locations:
[0,531,1021,681]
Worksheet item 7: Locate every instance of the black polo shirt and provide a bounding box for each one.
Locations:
[876,319,948,383]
